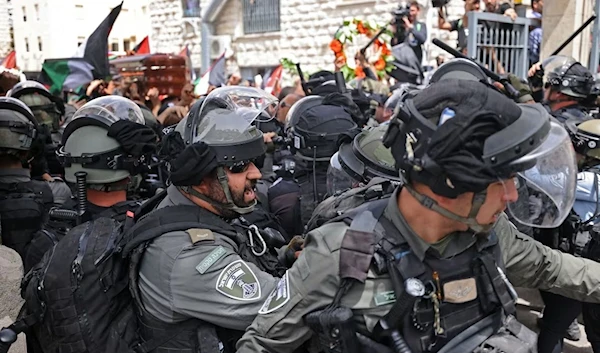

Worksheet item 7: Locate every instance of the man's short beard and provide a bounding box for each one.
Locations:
[206,177,256,219]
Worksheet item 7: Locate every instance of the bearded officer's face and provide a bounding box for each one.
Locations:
[205,161,262,218]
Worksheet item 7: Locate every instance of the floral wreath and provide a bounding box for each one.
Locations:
[329,19,394,81]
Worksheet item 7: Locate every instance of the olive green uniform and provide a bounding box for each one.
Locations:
[236,187,600,353]
[138,185,280,331]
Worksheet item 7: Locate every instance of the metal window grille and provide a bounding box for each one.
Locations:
[466,12,530,79]
[243,0,281,34]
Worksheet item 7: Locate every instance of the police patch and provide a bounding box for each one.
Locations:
[196,246,227,274]
[259,271,290,314]
[215,260,261,301]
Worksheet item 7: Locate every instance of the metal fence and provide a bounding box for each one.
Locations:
[466,12,531,79]
[242,0,281,35]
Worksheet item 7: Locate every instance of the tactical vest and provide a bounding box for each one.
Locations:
[306,177,397,232]
[0,180,53,263]
[129,204,285,353]
[311,199,530,353]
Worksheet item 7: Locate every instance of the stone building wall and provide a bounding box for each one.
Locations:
[0,0,13,57]
[210,0,467,78]
[149,0,209,77]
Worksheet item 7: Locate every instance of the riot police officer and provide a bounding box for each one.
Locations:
[7,80,66,177]
[237,79,600,353]
[307,124,401,231]
[268,94,360,236]
[54,96,157,226]
[563,118,600,353]
[0,97,56,271]
[537,56,594,122]
[132,87,297,353]
[529,55,595,350]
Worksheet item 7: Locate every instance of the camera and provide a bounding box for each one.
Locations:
[391,3,410,43]
[392,4,410,24]
[431,0,450,8]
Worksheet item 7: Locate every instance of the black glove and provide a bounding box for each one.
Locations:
[161,131,219,186]
[107,120,158,156]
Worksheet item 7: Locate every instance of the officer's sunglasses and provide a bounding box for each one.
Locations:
[228,159,256,173]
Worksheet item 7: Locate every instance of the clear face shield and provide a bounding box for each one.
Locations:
[195,86,278,128]
[327,151,360,195]
[504,121,578,228]
[71,96,145,126]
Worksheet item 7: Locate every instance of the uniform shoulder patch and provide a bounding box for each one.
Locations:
[374,290,396,306]
[196,246,227,274]
[187,228,215,244]
[259,271,290,314]
[215,260,261,301]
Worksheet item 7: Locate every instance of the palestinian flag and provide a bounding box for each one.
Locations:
[133,36,150,55]
[38,58,94,95]
[1,51,16,69]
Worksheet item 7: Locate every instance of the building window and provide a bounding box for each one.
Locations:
[181,0,200,17]
[242,0,280,34]
[22,6,26,22]
[34,4,39,20]
[37,36,42,51]
[25,37,29,52]
[123,39,131,52]
[77,36,85,47]
[111,42,119,52]
[75,4,83,20]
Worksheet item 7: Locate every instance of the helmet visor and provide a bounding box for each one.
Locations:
[327,152,359,195]
[505,121,577,228]
[72,96,145,126]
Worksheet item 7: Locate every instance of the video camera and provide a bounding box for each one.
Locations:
[391,3,410,43]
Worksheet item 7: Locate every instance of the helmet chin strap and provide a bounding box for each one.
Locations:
[178,166,256,216]
[404,185,493,234]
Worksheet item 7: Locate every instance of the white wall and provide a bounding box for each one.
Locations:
[11,0,151,72]
[0,0,13,57]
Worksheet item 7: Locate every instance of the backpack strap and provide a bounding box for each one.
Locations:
[339,199,388,283]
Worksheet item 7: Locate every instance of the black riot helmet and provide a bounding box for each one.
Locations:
[0,97,38,155]
[171,86,275,215]
[328,124,401,195]
[543,55,594,99]
[285,95,359,162]
[428,58,489,84]
[383,79,577,232]
[7,80,65,130]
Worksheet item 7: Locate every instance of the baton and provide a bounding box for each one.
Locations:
[432,38,520,99]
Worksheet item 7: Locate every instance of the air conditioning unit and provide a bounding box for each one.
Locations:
[209,35,231,59]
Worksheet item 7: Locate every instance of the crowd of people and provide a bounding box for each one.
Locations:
[2,2,600,353]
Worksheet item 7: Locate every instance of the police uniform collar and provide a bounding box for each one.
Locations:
[161,184,197,209]
[0,168,31,183]
[385,187,485,261]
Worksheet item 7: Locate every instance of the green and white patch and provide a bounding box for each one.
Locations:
[216,260,261,301]
[374,291,396,306]
[196,246,227,274]
[259,271,290,314]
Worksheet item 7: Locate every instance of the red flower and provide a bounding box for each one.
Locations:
[374,58,386,71]
[355,66,366,78]
[329,39,343,54]
[357,21,368,34]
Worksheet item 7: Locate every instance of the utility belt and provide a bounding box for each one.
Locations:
[307,307,536,353]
